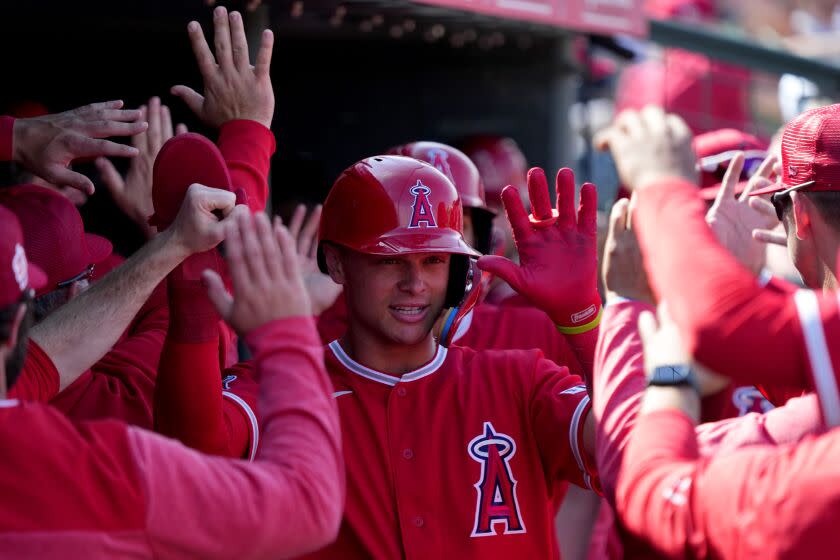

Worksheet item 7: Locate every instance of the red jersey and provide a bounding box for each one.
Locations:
[304,341,596,559]
[0,317,343,559]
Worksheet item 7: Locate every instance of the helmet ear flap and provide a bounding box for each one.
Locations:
[444,255,471,308]
[436,257,482,347]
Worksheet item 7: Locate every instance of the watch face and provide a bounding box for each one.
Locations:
[663,366,690,383]
[650,365,695,387]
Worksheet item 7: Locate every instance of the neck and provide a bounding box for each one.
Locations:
[341,321,438,375]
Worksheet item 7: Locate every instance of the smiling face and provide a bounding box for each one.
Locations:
[325,246,451,348]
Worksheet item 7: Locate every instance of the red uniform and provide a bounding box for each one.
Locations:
[0,317,343,559]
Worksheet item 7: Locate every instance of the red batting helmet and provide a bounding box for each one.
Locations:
[388,141,497,254]
[318,155,481,346]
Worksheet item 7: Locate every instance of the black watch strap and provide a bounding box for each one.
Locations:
[647,364,699,393]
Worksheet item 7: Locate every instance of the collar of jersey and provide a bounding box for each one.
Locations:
[328,340,448,387]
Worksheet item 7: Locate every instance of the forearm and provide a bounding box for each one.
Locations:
[635,179,809,387]
[217,120,275,212]
[561,326,599,382]
[31,229,187,390]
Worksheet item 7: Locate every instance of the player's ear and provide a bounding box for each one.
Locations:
[323,244,347,285]
[791,192,813,241]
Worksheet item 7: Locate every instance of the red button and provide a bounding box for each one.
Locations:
[396,387,407,397]
[413,516,424,528]
[402,448,414,460]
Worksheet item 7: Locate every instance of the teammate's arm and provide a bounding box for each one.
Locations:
[30,184,236,392]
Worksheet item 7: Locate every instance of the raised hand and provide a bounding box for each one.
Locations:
[172,7,274,129]
[477,167,602,332]
[595,106,697,192]
[204,209,311,334]
[705,153,780,274]
[602,198,654,304]
[96,97,187,238]
[287,204,343,315]
[12,100,147,194]
[169,183,237,258]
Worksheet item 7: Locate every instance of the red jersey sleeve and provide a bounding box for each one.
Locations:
[635,179,840,426]
[10,339,60,402]
[48,291,168,426]
[221,362,260,460]
[0,116,14,161]
[528,354,599,492]
[137,316,343,558]
[217,119,275,212]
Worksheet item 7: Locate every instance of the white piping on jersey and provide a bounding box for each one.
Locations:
[794,290,840,427]
[451,309,475,344]
[328,340,448,387]
[568,391,593,491]
[0,399,19,408]
[222,391,260,461]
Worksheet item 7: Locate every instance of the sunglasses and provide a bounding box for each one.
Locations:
[698,150,767,181]
[770,181,816,222]
[56,263,95,289]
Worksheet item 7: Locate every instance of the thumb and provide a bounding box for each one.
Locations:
[203,269,234,320]
[47,165,95,195]
[170,85,205,119]
[477,255,522,292]
[95,157,125,196]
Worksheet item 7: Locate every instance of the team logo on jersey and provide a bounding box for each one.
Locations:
[222,375,238,390]
[427,148,455,184]
[468,421,526,537]
[408,180,437,229]
[732,386,774,416]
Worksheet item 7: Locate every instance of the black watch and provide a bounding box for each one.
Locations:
[647,364,699,393]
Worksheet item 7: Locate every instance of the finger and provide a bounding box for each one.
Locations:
[255,211,283,280]
[73,137,141,159]
[710,152,744,212]
[83,120,149,138]
[637,310,658,352]
[222,217,249,297]
[160,103,174,143]
[94,157,125,196]
[46,165,96,195]
[476,255,523,293]
[187,20,218,77]
[175,123,189,136]
[299,205,322,258]
[131,106,148,149]
[665,113,692,143]
[554,168,576,229]
[170,85,206,119]
[607,198,631,243]
[578,182,598,236]
[748,196,779,220]
[753,229,788,246]
[213,6,236,72]
[755,155,777,180]
[288,204,307,239]
[275,220,303,278]
[592,127,613,152]
[229,11,251,71]
[238,209,271,287]
[641,105,667,136]
[146,96,162,153]
[255,29,274,77]
[615,109,644,138]
[96,108,145,123]
[196,185,237,216]
[528,167,553,221]
[79,100,125,113]
[741,176,771,200]
[203,269,234,321]
[500,185,533,243]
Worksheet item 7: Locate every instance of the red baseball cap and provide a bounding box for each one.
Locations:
[751,104,840,197]
[694,128,768,188]
[148,133,241,230]
[0,185,111,296]
[0,206,46,307]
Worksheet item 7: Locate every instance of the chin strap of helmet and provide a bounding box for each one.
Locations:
[435,257,482,347]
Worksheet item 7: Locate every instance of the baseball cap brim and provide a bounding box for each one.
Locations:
[748,181,786,197]
[84,233,113,265]
[148,133,235,229]
[361,230,482,259]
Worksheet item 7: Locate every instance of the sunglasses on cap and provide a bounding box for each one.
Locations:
[56,263,95,289]
[698,150,767,180]
[770,181,816,222]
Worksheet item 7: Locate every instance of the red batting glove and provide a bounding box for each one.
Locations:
[477,167,602,333]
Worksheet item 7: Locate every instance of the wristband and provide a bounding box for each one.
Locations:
[555,303,602,334]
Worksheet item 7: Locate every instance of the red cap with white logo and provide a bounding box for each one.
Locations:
[0,206,46,307]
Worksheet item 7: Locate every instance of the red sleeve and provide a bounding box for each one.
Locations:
[0,116,14,161]
[529,354,599,492]
[591,299,652,504]
[217,120,276,212]
[136,316,343,558]
[48,294,168,427]
[9,339,60,402]
[634,180,839,403]
[221,362,260,460]
[560,326,599,383]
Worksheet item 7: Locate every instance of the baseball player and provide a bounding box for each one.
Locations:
[0,195,343,558]
[158,153,602,558]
